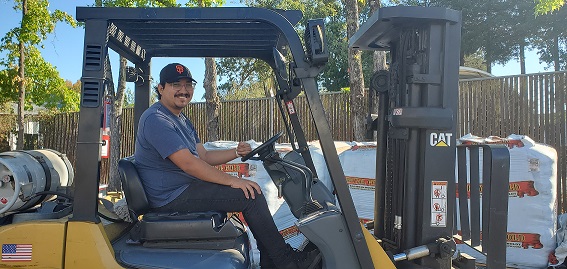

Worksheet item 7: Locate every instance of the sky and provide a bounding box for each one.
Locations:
[0,0,552,102]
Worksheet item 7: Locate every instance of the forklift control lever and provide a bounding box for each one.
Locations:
[277,181,284,198]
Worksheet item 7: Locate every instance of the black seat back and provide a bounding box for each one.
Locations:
[118,157,150,216]
[117,157,247,248]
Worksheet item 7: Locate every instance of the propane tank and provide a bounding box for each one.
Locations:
[0,149,74,214]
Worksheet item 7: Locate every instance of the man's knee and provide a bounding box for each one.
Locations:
[246,192,269,209]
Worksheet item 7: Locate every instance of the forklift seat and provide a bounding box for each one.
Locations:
[118,157,246,249]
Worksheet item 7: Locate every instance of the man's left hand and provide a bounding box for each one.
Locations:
[230,177,261,199]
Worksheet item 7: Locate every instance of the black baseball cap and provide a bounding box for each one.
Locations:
[159,63,197,84]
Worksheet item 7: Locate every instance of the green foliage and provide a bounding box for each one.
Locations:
[391,0,565,72]
[318,11,349,91]
[184,0,225,7]
[431,0,517,68]
[535,0,565,15]
[217,58,274,99]
[317,9,375,92]
[95,0,179,7]
[242,0,340,24]
[216,0,342,96]
[463,51,487,71]
[220,80,275,100]
[529,6,567,70]
[0,114,16,151]
[0,44,79,112]
[0,0,78,112]
[0,68,18,105]
[6,0,76,46]
[123,88,135,107]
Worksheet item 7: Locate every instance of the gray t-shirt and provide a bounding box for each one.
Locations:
[134,102,201,208]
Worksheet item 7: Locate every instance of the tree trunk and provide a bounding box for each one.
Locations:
[553,35,560,71]
[369,0,386,142]
[342,0,366,142]
[370,0,387,72]
[204,57,220,141]
[108,56,127,192]
[16,0,28,150]
[519,42,526,74]
[373,52,387,71]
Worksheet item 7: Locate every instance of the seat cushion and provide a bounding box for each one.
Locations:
[118,234,250,268]
[140,211,245,242]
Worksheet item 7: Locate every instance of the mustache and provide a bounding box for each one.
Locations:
[174,93,191,98]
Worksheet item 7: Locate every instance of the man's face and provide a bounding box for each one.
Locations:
[158,78,195,115]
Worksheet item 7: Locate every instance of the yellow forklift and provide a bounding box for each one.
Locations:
[0,5,510,269]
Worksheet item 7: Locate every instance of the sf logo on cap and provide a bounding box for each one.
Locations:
[176,65,184,74]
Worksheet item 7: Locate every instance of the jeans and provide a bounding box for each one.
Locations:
[155,180,291,266]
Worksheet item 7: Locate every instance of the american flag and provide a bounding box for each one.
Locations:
[2,244,32,262]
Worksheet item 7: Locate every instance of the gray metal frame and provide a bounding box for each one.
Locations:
[350,6,510,269]
[350,6,462,258]
[74,7,373,268]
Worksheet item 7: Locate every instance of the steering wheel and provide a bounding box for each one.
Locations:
[241,132,284,161]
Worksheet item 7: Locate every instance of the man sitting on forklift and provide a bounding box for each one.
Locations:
[133,62,321,269]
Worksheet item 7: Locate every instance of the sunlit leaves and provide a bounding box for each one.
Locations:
[215,0,341,96]
[0,0,78,112]
[96,0,179,7]
[217,58,274,99]
[535,0,565,15]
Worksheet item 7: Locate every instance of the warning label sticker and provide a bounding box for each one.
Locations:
[431,181,448,227]
[286,101,296,115]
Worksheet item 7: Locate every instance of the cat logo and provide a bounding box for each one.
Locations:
[430,133,452,147]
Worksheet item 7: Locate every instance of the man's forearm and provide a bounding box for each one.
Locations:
[169,148,260,199]
[201,148,239,166]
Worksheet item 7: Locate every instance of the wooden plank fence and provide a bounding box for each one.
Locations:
[2,71,566,211]
[459,71,567,212]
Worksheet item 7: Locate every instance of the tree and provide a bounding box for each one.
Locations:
[425,0,563,74]
[531,6,567,71]
[217,58,275,99]
[426,0,520,73]
[367,0,387,73]
[227,0,341,94]
[341,0,366,141]
[462,50,487,71]
[123,88,135,108]
[535,0,565,14]
[204,57,221,140]
[237,0,374,140]
[65,79,81,93]
[318,8,350,92]
[185,0,226,141]
[0,0,76,149]
[503,0,540,74]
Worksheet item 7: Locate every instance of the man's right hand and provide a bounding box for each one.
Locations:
[230,177,262,199]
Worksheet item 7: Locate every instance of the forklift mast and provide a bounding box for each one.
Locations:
[352,6,461,268]
[351,6,511,269]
